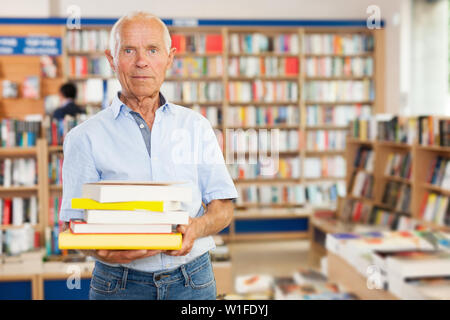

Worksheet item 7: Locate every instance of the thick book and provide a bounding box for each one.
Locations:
[85,210,189,225]
[81,181,192,203]
[69,220,173,234]
[386,251,450,278]
[58,230,182,250]
[71,198,181,212]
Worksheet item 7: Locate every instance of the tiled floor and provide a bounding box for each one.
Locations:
[228,239,311,279]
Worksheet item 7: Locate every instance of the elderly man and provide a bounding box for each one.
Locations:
[59,11,237,300]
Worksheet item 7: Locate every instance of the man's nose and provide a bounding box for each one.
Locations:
[135,50,149,68]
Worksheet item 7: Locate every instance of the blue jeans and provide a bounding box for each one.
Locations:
[89,252,216,300]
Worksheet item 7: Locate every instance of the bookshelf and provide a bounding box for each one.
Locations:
[338,116,450,232]
[0,23,386,254]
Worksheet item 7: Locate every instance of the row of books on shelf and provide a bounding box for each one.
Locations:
[351,115,450,147]
[303,80,374,102]
[227,81,298,103]
[65,30,373,56]
[235,181,346,207]
[67,56,113,77]
[340,199,417,231]
[74,78,121,105]
[228,33,299,55]
[306,104,371,127]
[0,158,37,187]
[161,81,223,103]
[419,116,450,147]
[0,196,38,226]
[232,269,356,300]
[303,34,374,55]
[227,129,300,153]
[171,34,223,54]
[427,156,450,189]
[353,146,374,171]
[0,119,41,147]
[228,157,301,180]
[385,152,412,180]
[349,171,373,198]
[419,192,450,227]
[167,57,223,78]
[381,181,411,213]
[304,56,373,77]
[226,105,299,127]
[325,229,450,299]
[0,224,39,256]
[228,56,299,77]
[49,154,63,185]
[45,224,62,256]
[48,196,61,228]
[1,76,40,99]
[66,29,110,53]
[304,156,346,179]
[191,105,221,127]
[305,130,347,151]
[350,152,414,208]
[58,181,192,250]
[43,114,88,146]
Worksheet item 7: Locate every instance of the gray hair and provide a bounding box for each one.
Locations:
[109,11,172,60]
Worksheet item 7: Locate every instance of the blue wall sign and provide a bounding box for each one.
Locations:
[0,36,62,56]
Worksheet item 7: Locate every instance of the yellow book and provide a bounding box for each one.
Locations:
[71,198,180,212]
[58,230,182,250]
[360,120,368,140]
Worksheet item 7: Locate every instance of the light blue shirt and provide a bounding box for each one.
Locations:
[60,92,238,272]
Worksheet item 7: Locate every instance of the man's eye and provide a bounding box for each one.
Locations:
[124,49,133,54]
[149,48,157,54]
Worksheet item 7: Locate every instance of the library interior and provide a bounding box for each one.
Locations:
[0,0,449,300]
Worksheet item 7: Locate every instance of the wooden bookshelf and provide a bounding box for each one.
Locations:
[0,23,386,248]
[340,133,450,230]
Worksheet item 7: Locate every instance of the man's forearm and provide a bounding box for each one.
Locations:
[193,199,234,238]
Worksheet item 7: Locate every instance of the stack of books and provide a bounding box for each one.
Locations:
[58,181,192,250]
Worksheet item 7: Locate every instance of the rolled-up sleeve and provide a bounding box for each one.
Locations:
[59,130,100,222]
[197,119,238,205]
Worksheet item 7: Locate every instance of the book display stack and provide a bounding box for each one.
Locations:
[58,181,192,250]
[326,229,450,299]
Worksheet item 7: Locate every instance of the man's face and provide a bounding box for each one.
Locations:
[106,19,175,99]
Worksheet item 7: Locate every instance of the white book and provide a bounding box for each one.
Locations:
[85,210,189,225]
[30,196,38,225]
[386,252,450,279]
[12,197,23,226]
[70,220,173,234]
[441,161,450,190]
[81,181,192,203]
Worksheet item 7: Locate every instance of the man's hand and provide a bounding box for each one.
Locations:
[164,217,199,257]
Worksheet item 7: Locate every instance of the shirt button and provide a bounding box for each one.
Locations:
[139,123,145,129]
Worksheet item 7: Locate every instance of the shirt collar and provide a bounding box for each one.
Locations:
[111,91,173,119]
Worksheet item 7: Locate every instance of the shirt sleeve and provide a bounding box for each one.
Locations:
[59,129,101,222]
[197,118,238,205]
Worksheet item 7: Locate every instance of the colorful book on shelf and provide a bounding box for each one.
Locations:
[69,220,173,234]
[81,181,192,203]
[71,198,181,212]
[22,76,40,99]
[58,230,182,250]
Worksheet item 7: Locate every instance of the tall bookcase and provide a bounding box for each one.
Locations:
[0,22,386,246]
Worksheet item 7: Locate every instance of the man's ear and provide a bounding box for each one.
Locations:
[105,49,116,73]
[166,47,176,69]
